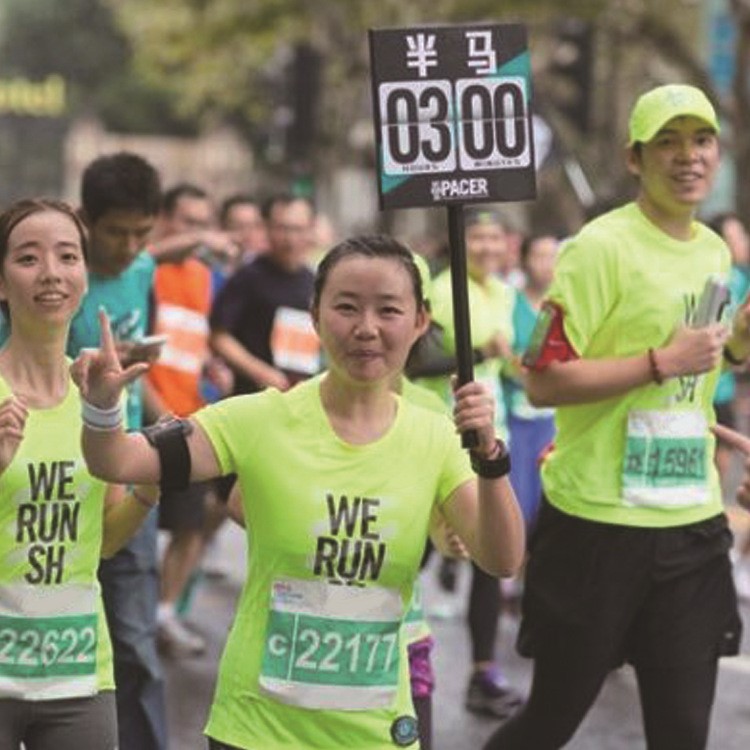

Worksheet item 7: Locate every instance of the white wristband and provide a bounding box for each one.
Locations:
[81,399,122,431]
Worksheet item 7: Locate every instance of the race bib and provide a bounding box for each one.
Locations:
[270,307,320,375]
[156,303,209,375]
[259,578,402,710]
[621,410,709,508]
[0,583,98,700]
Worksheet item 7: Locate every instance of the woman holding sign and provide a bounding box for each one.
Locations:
[71,234,525,750]
[0,199,158,749]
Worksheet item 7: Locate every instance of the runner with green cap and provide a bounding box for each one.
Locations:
[484,82,750,749]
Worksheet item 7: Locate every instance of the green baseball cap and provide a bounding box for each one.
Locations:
[628,84,719,145]
[464,206,505,229]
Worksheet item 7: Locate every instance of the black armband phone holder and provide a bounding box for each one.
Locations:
[142,418,193,493]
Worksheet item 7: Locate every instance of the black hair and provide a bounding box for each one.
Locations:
[519,233,559,266]
[313,235,425,310]
[219,194,260,227]
[81,152,161,224]
[262,194,315,221]
[0,198,89,322]
[161,183,208,215]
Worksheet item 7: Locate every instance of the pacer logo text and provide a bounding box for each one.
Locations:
[431,177,489,201]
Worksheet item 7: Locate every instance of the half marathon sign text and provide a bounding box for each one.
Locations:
[369,23,536,210]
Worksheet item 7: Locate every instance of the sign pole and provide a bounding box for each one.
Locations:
[447,204,478,449]
[369,22,536,451]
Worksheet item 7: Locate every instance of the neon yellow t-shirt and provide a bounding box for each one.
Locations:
[419,267,515,438]
[0,375,114,700]
[541,202,730,527]
[195,376,473,750]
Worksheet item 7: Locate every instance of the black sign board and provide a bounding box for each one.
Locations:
[369,23,536,210]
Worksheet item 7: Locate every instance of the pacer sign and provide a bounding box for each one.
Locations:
[369,23,537,210]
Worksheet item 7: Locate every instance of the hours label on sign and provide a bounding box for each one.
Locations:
[379,77,529,176]
[380,80,456,175]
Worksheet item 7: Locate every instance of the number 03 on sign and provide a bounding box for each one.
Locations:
[369,23,537,210]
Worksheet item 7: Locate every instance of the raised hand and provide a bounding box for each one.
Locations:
[0,395,28,475]
[70,309,150,409]
[712,423,750,511]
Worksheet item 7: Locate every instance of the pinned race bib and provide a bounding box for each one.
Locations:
[259,578,403,710]
[0,583,98,700]
[621,410,710,508]
[270,307,320,375]
[155,303,209,375]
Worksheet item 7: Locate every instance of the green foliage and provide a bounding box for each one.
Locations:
[0,0,130,89]
[104,0,749,221]
[108,0,609,147]
[96,72,199,136]
[0,0,198,133]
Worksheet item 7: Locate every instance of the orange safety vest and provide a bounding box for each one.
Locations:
[148,259,211,417]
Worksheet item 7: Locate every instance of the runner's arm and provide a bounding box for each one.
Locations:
[101,483,159,558]
[443,474,524,577]
[441,380,525,577]
[210,330,289,391]
[528,323,728,407]
[712,424,750,511]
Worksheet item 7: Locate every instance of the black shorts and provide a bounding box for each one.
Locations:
[158,481,213,532]
[517,498,742,670]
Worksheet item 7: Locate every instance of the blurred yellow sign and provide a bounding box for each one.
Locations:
[0,75,66,117]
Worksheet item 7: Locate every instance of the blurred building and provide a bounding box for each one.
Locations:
[0,74,68,206]
[62,116,257,204]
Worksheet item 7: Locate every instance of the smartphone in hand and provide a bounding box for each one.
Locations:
[125,334,168,364]
[693,275,729,327]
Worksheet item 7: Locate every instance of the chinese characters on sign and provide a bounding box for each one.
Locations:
[369,24,536,210]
